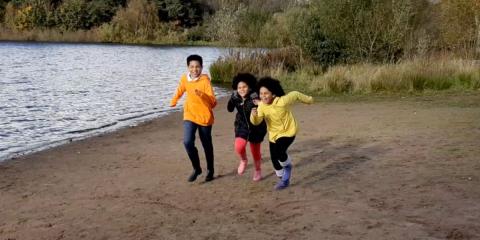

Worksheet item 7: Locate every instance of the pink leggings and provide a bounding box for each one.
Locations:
[234,137,262,170]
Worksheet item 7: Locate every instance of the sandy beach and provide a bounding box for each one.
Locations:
[1,94,480,240]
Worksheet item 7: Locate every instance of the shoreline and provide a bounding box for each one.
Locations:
[0,108,179,163]
[0,39,221,48]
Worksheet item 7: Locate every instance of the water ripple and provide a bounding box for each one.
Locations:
[0,42,229,161]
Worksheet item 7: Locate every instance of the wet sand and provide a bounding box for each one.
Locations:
[1,94,480,240]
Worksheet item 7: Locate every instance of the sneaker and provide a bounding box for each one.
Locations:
[188,169,202,182]
[205,170,214,182]
[237,160,247,175]
[253,170,262,181]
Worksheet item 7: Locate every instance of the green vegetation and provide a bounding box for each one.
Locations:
[1,0,478,56]
[210,49,480,95]
[207,0,480,96]
[1,0,479,96]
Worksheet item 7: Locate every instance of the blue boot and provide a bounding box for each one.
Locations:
[275,164,291,190]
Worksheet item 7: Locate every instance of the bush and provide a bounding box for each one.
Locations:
[206,4,272,46]
[209,47,304,83]
[0,1,6,21]
[438,0,480,57]
[309,0,415,63]
[205,5,242,44]
[99,0,160,43]
[258,6,306,48]
[86,0,123,28]
[3,0,56,30]
[184,24,208,41]
[236,8,270,46]
[153,0,207,27]
[55,0,90,30]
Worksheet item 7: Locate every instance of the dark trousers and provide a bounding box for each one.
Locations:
[183,120,214,172]
[269,136,295,170]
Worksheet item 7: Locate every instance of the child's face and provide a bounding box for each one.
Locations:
[188,60,202,78]
[259,86,274,104]
[237,81,249,98]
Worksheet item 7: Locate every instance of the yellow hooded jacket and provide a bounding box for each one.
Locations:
[250,91,313,143]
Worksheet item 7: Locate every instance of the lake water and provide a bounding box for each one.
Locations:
[0,42,228,161]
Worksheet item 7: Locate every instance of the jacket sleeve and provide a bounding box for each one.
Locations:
[170,78,186,107]
[227,91,242,112]
[281,91,314,106]
[227,97,236,112]
[198,80,217,109]
[250,104,264,126]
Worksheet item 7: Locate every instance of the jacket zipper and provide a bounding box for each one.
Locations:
[241,98,250,139]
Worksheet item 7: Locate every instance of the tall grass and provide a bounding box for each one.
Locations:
[210,50,480,95]
[209,47,305,83]
[303,58,480,95]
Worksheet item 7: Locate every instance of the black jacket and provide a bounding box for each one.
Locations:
[227,91,267,143]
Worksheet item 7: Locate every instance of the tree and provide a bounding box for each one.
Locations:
[55,0,89,30]
[439,0,480,56]
[86,0,124,28]
[153,0,207,27]
[0,0,8,21]
[300,8,345,67]
[2,0,56,30]
[100,0,160,42]
[311,0,415,62]
[206,4,243,43]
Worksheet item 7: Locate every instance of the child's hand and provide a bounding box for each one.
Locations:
[231,90,240,100]
[251,107,258,116]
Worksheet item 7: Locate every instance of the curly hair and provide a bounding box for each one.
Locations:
[257,77,285,97]
[231,73,258,91]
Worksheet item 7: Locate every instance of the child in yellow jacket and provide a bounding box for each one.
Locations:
[250,77,313,190]
[170,55,217,182]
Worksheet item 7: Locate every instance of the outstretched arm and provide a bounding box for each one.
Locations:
[282,91,314,106]
[170,79,186,107]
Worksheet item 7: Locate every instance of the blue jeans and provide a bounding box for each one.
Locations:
[183,120,214,172]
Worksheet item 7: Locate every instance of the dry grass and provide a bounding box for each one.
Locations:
[304,57,480,95]
[209,47,304,83]
[210,50,480,95]
[0,27,100,43]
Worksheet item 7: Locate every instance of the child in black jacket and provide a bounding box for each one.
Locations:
[227,73,267,181]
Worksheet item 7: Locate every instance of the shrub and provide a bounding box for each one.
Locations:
[209,47,304,83]
[99,0,160,43]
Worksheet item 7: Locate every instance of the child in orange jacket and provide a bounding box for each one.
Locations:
[170,55,217,182]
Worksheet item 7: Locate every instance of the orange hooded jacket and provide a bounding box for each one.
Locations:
[170,73,217,126]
